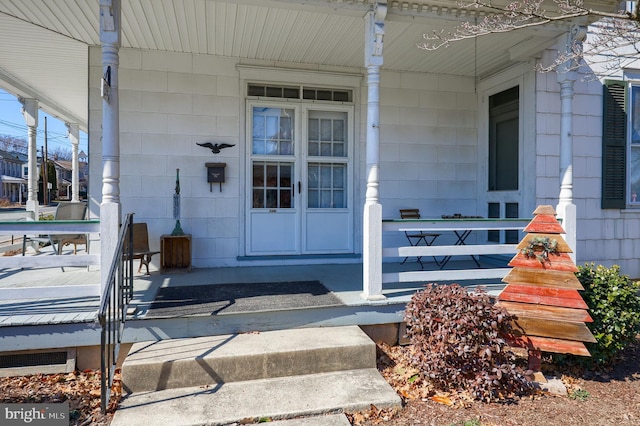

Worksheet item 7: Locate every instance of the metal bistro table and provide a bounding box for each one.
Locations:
[385,216,530,270]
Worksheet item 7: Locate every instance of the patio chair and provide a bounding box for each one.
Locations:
[123,222,160,275]
[399,208,440,269]
[22,201,89,257]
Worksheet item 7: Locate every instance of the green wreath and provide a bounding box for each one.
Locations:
[521,236,559,263]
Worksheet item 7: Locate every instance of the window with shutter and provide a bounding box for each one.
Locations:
[601,80,626,209]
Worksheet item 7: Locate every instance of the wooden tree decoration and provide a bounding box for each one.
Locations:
[498,205,596,371]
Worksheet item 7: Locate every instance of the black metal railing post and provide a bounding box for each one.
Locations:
[98,213,135,414]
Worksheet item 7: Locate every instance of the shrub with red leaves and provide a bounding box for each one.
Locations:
[405,283,534,402]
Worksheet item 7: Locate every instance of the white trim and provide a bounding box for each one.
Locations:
[237,65,362,88]
[476,64,537,222]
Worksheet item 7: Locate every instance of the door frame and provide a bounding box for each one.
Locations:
[477,68,537,239]
[237,66,362,257]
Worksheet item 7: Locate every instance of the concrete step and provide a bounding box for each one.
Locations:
[122,325,376,392]
[111,368,401,426]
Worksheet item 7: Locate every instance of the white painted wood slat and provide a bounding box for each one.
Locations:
[0,285,100,300]
[0,254,100,269]
[383,268,510,284]
[383,243,517,257]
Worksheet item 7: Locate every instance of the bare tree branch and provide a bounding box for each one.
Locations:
[418,0,640,76]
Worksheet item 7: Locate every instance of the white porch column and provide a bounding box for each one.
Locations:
[20,98,38,219]
[555,25,586,262]
[362,3,386,300]
[100,0,121,290]
[66,123,80,202]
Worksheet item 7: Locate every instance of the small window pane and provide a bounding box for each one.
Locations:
[320,164,331,184]
[308,190,319,207]
[632,86,640,144]
[280,190,292,208]
[320,119,332,141]
[266,140,278,155]
[333,190,345,208]
[253,189,264,208]
[280,141,292,155]
[334,91,349,102]
[248,85,265,96]
[308,165,319,188]
[283,88,299,99]
[333,120,344,141]
[253,164,264,186]
[487,203,500,242]
[333,166,344,188]
[505,202,519,243]
[266,87,281,97]
[266,189,278,208]
[321,190,332,207]
[309,119,319,140]
[631,147,640,203]
[317,90,332,100]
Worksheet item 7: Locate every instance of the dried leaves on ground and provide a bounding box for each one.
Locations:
[350,338,640,426]
[0,369,121,426]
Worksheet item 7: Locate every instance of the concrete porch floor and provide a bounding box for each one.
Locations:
[0,257,504,352]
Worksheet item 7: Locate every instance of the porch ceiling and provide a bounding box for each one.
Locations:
[0,0,617,128]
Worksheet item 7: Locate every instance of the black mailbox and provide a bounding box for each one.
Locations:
[206,162,226,191]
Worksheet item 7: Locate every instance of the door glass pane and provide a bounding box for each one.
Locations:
[252,161,294,209]
[307,162,347,208]
[487,202,499,242]
[308,111,347,158]
[505,202,519,244]
[488,87,519,191]
[252,107,295,155]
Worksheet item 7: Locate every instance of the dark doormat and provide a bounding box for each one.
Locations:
[145,280,344,318]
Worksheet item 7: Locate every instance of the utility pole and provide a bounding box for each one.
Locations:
[41,146,47,206]
[43,116,48,205]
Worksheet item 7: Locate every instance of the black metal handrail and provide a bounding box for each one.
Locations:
[97,213,134,414]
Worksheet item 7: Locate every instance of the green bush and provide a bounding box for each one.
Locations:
[404,283,534,402]
[576,263,640,366]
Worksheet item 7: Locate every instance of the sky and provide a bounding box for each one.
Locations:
[0,88,88,155]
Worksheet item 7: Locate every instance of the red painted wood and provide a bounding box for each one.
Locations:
[502,268,583,289]
[505,335,591,356]
[508,252,579,272]
[499,284,588,309]
[497,301,593,322]
[523,214,566,234]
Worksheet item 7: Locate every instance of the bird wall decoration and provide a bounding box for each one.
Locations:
[196,142,235,154]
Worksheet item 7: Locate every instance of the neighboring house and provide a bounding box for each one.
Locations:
[0,0,637,284]
[52,158,72,200]
[0,149,27,203]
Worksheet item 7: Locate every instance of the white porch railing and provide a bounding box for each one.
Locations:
[0,219,101,299]
[382,218,531,285]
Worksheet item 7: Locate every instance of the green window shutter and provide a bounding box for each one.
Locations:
[601,80,627,209]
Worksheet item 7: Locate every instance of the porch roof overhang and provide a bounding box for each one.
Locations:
[0,175,26,184]
[0,0,617,127]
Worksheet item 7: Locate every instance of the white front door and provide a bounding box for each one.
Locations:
[246,102,353,255]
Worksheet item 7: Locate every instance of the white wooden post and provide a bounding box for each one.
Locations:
[555,25,585,262]
[67,123,80,202]
[100,0,122,292]
[362,3,386,300]
[20,98,38,219]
